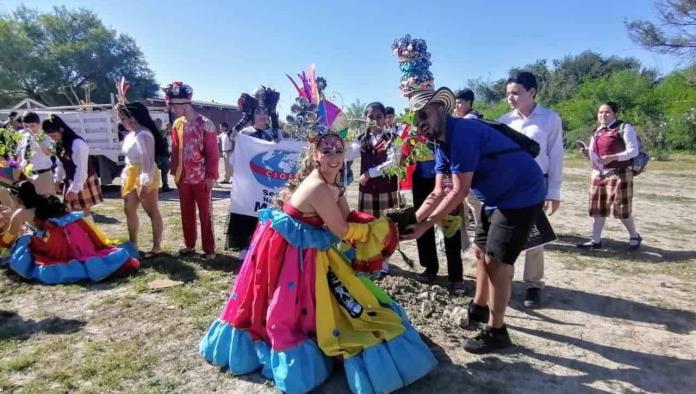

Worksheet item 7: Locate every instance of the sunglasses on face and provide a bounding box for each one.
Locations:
[416,110,428,122]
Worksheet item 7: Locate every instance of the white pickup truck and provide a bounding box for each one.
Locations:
[1,104,170,185]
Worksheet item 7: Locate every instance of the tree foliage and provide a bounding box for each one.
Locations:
[0,6,158,107]
[626,0,696,60]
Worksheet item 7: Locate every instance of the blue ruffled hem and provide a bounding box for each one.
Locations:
[8,235,138,285]
[344,302,437,394]
[258,208,338,250]
[200,319,332,393]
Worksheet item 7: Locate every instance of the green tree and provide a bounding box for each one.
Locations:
[626,0,696,60]
[0,6,158,107]
[344,99,367,130]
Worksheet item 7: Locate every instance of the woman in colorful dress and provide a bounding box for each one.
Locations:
[200,132,436,394]
[1,181,139,284]
[42,115,103,218]
[577,101,642,250]
[117,102,166,257]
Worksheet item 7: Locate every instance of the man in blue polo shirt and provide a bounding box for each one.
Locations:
[401,86,545,353]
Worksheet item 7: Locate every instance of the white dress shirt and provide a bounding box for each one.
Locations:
[18,129,54,171]
[499,104,564,201]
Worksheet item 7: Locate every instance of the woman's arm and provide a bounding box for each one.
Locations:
[309,183,349,238]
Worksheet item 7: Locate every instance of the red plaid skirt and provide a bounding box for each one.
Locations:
[64,175,103,211]
[358,191,398,218]
[588,169,633,218]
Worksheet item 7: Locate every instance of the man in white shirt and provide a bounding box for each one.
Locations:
[19,111,55,196]
[499,71,564,309]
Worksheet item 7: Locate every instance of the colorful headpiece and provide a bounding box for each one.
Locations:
[162,81,193,104]
[286,66,348,141]
[391,35,455,113]
[392,35,434,96]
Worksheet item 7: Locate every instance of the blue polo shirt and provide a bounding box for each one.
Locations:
[435,116,546,209]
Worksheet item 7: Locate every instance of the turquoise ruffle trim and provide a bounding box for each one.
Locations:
[8,235,138,285]
[258,208,338,250]
[199,319,332,393]
[344,302,437,394]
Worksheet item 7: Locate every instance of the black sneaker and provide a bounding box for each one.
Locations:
[464,300,489,329]
[523,287,542,309]
[576,240,602,249]
[464,325,513,354]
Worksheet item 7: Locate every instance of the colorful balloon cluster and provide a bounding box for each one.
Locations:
[392,34,434,96]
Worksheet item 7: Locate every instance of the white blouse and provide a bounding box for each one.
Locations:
[54,139,90,194]
[122,129,157,186]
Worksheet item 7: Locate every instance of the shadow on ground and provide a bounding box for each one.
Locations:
[549,234,696,263]
[0,310,86,341]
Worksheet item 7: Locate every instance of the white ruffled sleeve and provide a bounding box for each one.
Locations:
[136,131,157,186]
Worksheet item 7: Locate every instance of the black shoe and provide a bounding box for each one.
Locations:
[628,234,642,251]
[576,240,602,249]
[524,287,542,309]
[465,300,490,329]
[161,186,172,193]
[464,325,513,354]
[416,271,437,284]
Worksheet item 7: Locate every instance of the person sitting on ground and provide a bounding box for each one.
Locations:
[0,181,139,284]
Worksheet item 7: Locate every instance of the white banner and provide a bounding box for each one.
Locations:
[229,133,308,216]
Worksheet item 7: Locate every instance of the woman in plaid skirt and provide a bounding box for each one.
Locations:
[356,102,399,275]
[42,115,103,218]
[577,102,642,250]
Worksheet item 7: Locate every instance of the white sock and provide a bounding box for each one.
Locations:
[620,216,639,238]
[592,217,605,243]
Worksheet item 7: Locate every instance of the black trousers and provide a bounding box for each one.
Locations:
[412,174,463,282]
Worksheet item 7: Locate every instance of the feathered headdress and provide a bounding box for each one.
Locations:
[286,66,348,141]
[115,77,129,104]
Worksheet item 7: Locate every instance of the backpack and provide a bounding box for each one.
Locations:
[618,123,650,175]
[474,119,541,158]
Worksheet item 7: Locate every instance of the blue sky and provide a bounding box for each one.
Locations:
[1,0,683,115]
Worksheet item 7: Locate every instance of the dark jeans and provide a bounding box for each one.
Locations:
[157,156,170,188]
[412,173,463,282]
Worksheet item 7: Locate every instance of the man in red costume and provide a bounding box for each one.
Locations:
[164,81,219,258]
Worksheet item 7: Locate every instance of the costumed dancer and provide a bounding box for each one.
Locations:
[164,81,219,259]
[117,101,167,258]
[225,87,280,259]
[42,115,103,218]
[0,181,139,284]
[199,126,436,393]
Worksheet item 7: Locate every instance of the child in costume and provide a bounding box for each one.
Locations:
[1,181,139,284]
[199,131,436,394]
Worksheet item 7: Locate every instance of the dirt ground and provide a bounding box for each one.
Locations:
[1,155,695,393]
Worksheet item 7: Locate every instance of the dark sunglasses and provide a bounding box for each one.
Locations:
[416,110,428,122]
